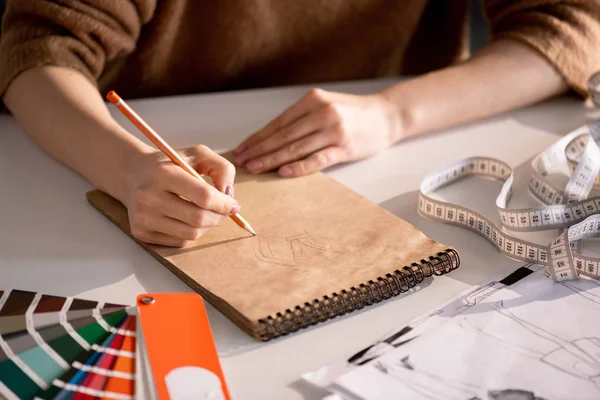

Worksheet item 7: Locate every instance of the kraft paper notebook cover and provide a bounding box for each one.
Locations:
[86,154,460,341]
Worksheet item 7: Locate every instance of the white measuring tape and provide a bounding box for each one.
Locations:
[418,119,600,282]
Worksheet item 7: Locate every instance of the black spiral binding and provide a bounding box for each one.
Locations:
[257,248,460,340]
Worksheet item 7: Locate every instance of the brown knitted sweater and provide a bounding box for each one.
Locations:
[0,0,599,102]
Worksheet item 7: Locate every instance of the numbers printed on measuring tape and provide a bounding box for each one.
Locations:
[588,261,597,274]
[505,239,514,255]
[527,246,538,261]
[435,205,444,218]
[417,121,600,282]
[539,249,548,263]
[458,210,466,224]
[516,243,525,257]
[468,214,476,228]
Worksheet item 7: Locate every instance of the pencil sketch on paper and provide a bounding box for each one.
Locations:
[372,355,549,400]
[365,295,600,400]
[371,358,482,399]
[327,265,600,400]
[458,300,600,393]
[560,277,600,304]
[254,230,343,268]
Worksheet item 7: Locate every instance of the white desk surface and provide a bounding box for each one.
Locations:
[1,78,599,399]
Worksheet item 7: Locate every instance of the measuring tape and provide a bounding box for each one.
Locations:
[418,118,600,282]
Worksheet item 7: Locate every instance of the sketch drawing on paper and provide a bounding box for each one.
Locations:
[254,230,343,268]
[371,357,482,399]
[330,265,600,400]
[458,300,600,394]
[373,357,551,399]
[486,389,548,400]
[370,295,600,400]
[560,278,600,304]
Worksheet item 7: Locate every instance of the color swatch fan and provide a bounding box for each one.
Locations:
[0,289,230,400]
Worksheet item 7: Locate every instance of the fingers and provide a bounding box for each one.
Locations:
[127,145,243,248]
[235,92,346,174]
[240,102,345,173]
[131,228,207,248]
[129,211,208,247]
[158,191,226,228]
[133,231,193,248]
[160,163,240,215]
[237,103,339,169]
[185,145,236,194]
[128,179,227,247]
[152,216,208,242]
[235,88,328,158]
[277,146,346,177]
[244,128,339,174]
[128,189,224,244]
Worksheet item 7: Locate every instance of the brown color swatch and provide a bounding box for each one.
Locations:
[104,303,128,309]
[34,295,66,313]
[87,156,458,340]
[0,290,35,316]
[69,299,98,311]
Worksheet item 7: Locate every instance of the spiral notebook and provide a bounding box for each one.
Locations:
[86,153,460,341]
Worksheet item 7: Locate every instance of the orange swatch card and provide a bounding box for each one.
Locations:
[134,293,231,399]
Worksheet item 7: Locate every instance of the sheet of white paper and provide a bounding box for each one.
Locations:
[316,264,600,400]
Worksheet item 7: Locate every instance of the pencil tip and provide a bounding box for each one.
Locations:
[247,225,257,236]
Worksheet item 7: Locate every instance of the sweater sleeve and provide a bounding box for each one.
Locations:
[483,0,600,96]
[0,0,156,99]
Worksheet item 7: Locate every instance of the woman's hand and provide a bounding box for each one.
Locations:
[123,145,240,247]
[234,88,402,177]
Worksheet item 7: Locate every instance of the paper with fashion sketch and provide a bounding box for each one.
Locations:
[304,263,600,400]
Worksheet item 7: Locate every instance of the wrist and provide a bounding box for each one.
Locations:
[98,123,154,204]
[379,86,417,144]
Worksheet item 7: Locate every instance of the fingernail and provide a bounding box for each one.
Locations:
[279,166,293,177]
[225,184,234,197]
[231,204,241,214]
[236,153,249,166]
[246,160,263,172]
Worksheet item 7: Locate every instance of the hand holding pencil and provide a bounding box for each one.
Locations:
[106,91,255,247]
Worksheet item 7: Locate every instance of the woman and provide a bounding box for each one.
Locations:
[1,0,598,247]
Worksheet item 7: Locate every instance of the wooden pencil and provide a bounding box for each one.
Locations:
[106,90,256,236]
